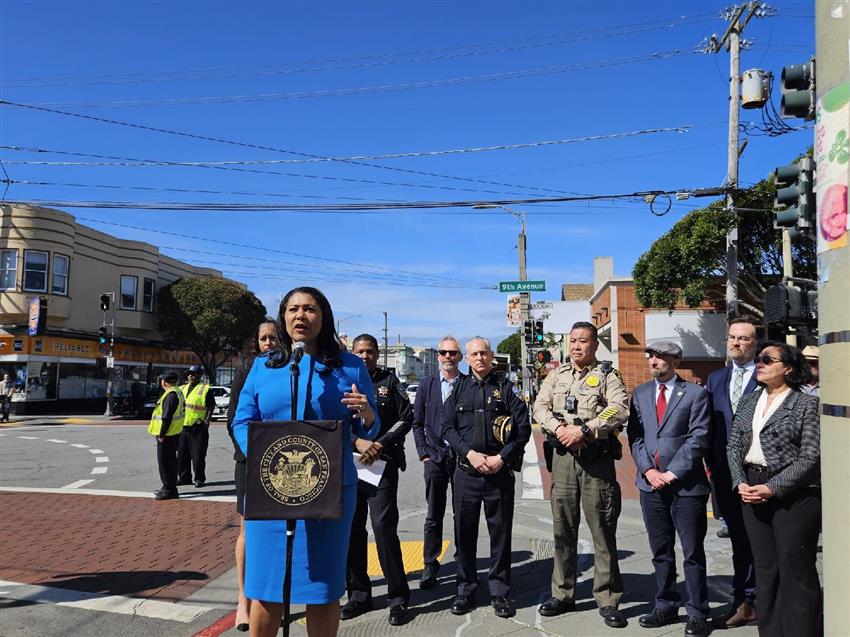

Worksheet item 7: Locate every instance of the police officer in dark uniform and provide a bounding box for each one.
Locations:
[341,334,413,626]
[442,336,530,619]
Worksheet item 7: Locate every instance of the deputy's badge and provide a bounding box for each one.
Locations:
[491,389,502,400]
[598,406,619,420]
[377,386,389,397]
[260,435,331,506]
[586,375,601,387]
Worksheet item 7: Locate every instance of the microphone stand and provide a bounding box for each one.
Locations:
[282,349,301,637]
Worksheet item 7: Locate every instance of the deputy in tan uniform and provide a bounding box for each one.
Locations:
[533,321,629,629]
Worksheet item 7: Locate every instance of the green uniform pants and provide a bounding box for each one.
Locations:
[549,449,623,608]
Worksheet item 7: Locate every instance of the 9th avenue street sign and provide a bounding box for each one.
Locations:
[499,280,546,293]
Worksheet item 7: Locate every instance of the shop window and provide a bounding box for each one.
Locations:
[0,249,16,290]
[143,277,155,312]
[23,250,49,293]
[120,275,137,310]
[52,254,70,295]
[58,362,104,400]
[25,361,57,400]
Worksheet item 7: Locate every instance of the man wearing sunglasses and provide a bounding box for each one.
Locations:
[628,341,711,637]
[412,336,465,590]
[705,316,761,629]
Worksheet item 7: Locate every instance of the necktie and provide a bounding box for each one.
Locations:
[731,367,745,413]
[654,384,667,469]
[473,382,487,452]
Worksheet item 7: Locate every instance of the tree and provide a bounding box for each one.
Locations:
[157,277,267,384]
[633,161,816,317]
[496,331,520,369]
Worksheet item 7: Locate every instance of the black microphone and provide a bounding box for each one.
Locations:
[290,341,306,369]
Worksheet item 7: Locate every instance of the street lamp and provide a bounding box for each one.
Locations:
[336,313,361,334]
[473,204,530,395]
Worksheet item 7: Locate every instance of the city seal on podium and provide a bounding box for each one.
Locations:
[260,434,331,506]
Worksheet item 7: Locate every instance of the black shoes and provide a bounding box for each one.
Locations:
[538,596,576,617]
[340,599,373,620]
[639,609,679,628]
[419,562,438,589]
[717,524,730,539]
[492,596,515,618]
[154,489,178,500]
[600,606,628,628]
[684,616,710,636]
[450,595,475,615]
[194,480,205,488]
[388,604,410,626]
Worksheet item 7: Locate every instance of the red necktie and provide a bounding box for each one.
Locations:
[654,384,667,469]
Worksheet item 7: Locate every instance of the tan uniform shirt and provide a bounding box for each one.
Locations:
[533,359,629,439]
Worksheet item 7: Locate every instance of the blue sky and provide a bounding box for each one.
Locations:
[1,0,815,348]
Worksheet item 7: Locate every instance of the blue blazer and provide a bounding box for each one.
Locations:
[705,364,758,474]
[412,372,464,463]
[627,376,711,496]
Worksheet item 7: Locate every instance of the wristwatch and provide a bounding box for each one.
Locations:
[580,424,592,439]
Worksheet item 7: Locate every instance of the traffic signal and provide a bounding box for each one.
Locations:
[780,58,815,120]
[100,294,110,312]
[98,326,108,344]
[534,321,545,345]
[773,157,815,241]
[523,320,534,346]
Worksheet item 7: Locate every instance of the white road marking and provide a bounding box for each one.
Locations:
[94,456,109,463]
[91,467,108,475]
[17,436,38,440]
[71,443,90,449]
[0,580,213,623]
[46,439,67,443]
[62,479,95,489]
[454,613,472,637]
[0,486,236,502]
[88,448,104,454]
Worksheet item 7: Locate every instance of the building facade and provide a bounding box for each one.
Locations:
[1,204,234,414]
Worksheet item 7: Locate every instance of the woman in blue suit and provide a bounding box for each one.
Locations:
[233,287,379,637]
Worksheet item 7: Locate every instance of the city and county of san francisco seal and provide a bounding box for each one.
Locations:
[260,435,331,506]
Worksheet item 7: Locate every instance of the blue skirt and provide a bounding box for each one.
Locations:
[244,482,356,604]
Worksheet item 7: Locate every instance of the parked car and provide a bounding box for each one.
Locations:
[405,383,418,404]
[209,385,231,420]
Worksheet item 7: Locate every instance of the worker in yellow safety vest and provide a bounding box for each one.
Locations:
[177,364,215,488]
[149,371,185,500]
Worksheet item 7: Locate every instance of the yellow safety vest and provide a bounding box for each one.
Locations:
[180,382,210,426]
[148,387,185,437]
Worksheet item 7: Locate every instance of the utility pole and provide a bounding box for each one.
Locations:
[382,311,388,369]
[815,3,850,632]
[704,1,770,320]
[517,213,529,398]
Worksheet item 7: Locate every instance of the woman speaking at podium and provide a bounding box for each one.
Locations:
[233,287,379,637]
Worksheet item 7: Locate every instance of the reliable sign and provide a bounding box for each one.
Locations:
[499,280,545,293]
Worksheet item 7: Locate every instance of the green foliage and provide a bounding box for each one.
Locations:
[157,277,267,383]
[633,161,816,317]
[496,332,521,368]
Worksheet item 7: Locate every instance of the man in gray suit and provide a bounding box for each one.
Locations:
[627,341,711,637]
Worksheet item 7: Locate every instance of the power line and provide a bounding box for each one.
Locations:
[29,49,688,108]
[5,14,715,87]
[0,125,693,167]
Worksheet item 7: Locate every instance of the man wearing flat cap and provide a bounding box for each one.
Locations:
[627,341,712,637]
[148,371,185,500]
[177,365,215,488]
[801,345,819,396]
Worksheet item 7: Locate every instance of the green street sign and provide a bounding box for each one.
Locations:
[499,280,546,293]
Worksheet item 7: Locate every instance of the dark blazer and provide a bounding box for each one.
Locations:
[705,364,758,473]
[627,376,711,496]
[412,372,465,463]
[727,388,820,500]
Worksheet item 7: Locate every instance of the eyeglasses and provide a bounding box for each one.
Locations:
[757,354,782,365]
[438,350,460,357]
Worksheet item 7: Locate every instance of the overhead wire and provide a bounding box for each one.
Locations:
[28,50,689,108]
[5,13,717,88]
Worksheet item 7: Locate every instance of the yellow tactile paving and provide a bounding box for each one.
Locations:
[367,540,450,576]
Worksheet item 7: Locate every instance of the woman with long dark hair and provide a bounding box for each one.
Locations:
[226,319,279,632]
[232,287,379,637]
[727,341,821,637]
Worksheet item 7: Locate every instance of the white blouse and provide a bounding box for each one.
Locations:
[744,387,791,466]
